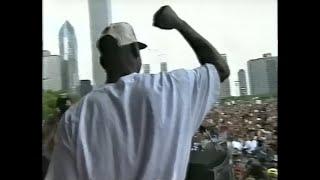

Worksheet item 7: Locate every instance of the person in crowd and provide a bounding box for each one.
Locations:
[232,139,243,151]
[45,5,229,180]
[245,159,268,180]
[199,125,207,134]
[243,136,253,154]
[208,127,219,142]
[42,116,59,179]
[42,96,72,179]
[55,96,72,119]
[267,168,278,180]
[42,116,57,179]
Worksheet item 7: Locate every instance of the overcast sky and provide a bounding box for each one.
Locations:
[43,0,277,96]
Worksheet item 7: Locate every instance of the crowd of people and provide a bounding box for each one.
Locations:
[191,98,278,179]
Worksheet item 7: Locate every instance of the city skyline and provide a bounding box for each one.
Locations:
[160,62,168,73]
[143,64,151,74]
[43,0,277,96]
[238,69,248,96]
[42,51,65,91]
[59,21,80,93]
[88,0,112,87]
[220,54,231,98]
[59,21,78,61]
[247,53,277,95]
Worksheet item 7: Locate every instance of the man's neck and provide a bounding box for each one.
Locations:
[106,72,136,84]
[106,76,119,84]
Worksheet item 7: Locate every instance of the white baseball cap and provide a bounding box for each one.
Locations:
[97,22,147,50]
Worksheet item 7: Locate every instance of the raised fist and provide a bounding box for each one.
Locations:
[153,5,182,30]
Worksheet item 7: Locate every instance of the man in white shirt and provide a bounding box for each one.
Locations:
[243,138,258,154]
[232,140,243,151]
[45,5,230,180]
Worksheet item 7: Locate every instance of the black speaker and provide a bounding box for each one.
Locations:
[186,163,214,180]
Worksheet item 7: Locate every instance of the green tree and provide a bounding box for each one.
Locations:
[42,90,60,121]
[42,89,82,121]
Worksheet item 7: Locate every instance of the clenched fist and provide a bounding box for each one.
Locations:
[153,5,182,30]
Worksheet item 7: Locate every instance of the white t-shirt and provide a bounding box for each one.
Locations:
[45,64,220,180]
[232,141,243,150]
[250,140,258,152]
[244,140,258,153]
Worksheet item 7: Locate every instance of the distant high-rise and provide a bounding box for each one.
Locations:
[238,69,248,96]
[88,0,112,87]
[220,54,231,98]
[80,80,93,97]
[59,21,79,93]
[143,64,150,74]
[160,62,167,72]
[43,50,51,57]
[263,53,272,58]
[247,53,278,95]
[43,51,66,91]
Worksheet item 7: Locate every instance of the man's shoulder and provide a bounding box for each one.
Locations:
[168,64,218,76]
[193,63,218,75]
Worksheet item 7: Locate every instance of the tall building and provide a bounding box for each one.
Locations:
[220,54,231,98]
[160,62,167,72]
[59,21,79,93]
[43,50,51,57]
[88,0,112,87]
[80,80,93,97]
[143,64,150,74]
[247,53,278,95]
[238,69,248,96]
[43,51,66,91]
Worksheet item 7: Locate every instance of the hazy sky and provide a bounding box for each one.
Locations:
[43,0,277,96]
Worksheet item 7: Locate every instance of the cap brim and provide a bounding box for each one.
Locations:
[138,42,147,49]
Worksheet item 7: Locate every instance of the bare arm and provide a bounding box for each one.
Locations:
[153,5,230,82]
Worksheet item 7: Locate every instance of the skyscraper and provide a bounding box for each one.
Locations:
[59,21,79,93]
[220,54,231,98]
[143,64,151,74]
[43,50,51,57]
[238,69,248,96]
[43,51,66,91]
[160,62,167,73]
[88,0,112,87]
[247,53,278,95]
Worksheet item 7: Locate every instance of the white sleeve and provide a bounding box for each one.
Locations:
[188,64,220,131]
[168,63,220,132]
[45,111,77,180]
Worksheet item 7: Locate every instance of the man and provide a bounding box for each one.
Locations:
[56,96,72,118]
[232,139,243,151]
[45,5,229,180]
[245,159,268,180]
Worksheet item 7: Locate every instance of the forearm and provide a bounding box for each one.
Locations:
[176,20,230,82]
[153,5,230,81]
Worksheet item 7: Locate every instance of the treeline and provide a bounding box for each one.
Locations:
[42,90,81,121]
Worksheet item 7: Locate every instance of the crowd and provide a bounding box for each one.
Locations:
[191,98,278,179]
